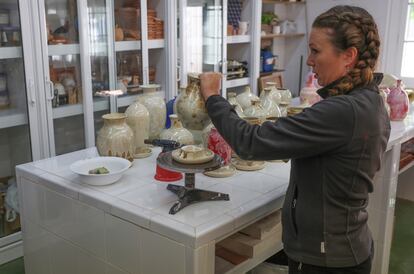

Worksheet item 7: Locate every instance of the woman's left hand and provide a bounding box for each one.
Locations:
[200,72,222,101]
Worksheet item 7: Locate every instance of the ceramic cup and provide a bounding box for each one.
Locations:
[238,21,249,35]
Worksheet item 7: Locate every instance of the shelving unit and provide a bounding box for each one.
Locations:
[226,77,250,88]
[261,33,305,39]
[227,35,251,44]
[0,109,28,129]
[114,41,142,52]
[399,160,414,175]
[48,44,80,56]
[0,47,22,59]
[262,0,306,4]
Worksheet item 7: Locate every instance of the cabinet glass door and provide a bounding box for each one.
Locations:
[178,0,223,87]
[147,0,166,91]
[113,0,143,110]
[42,0,86,155]
[0,0,32,242]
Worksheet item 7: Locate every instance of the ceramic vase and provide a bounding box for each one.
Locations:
[379,86,391,116]
[97,113,134,161]
[260,87,282,118]
[387,80,409,121]
[201,122,214,148]
[160,114,194,145]
[261,82,282,105]
[125,99,151,158]
[236,86,259,110]
[279,88,292,105]
[204,127,235,178]
[244,99,267,123]
[227,92,244,117]
[138,84,166,138]
[175,74,211,130]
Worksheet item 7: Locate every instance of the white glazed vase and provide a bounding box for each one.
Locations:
[260,88,282,118]
[227,92,244,117]
[125,99,150,155]
[175,74,211,130]
[261,82,282,105]
[279,88,292,105]
[97,113,134,161]
[244,99,267,123]
[160,114,194,145]
[138,84,166,139]
[236,86,259,110]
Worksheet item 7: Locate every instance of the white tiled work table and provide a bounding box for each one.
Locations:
[16,147,290,274]
[16,103,414,274]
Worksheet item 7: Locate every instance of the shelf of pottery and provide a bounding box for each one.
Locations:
[224,0,256,97]
[260,0,308,95]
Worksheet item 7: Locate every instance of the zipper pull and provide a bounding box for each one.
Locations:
[292,198,297,208]
[298,262,302,270]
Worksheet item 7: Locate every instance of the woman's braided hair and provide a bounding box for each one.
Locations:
[313,5,380,96]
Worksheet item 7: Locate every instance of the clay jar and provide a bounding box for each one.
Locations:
[387,80,409,121]
[125,99,151,158]
[262,82,282,105]
[227,92,244,117]
[236,86,259,110]
[175,74,211,130]
[97,113,134,161]
[244,98,267,123]
[160,114,194,145]
[259,87,282,118]
[138,84,166,138]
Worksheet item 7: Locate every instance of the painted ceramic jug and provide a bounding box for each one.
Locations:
[125,99,151,158]
[300,72,321,105]
[387,80,409,121]
[175,74,211,130]
[138,84,166,138]
[236,86,259,110]
[97,113,134,161]
[160,114,194,145]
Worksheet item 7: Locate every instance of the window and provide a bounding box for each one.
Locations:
[400,0,414,87]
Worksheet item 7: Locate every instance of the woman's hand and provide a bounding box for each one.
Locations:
[200,72,222,101]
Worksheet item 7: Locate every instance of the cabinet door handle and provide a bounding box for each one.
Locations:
[177,65,181,81]
[46,80,54,101]
[28,79,36,104]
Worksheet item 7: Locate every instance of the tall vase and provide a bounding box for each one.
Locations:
[125,99,151,158]
[160,114,194,145]
[387,80,409,121]
[97,113,134,162]
[138,84,166,138]
[175,74,211,130]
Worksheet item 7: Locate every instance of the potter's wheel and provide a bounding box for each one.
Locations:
[157,152,230,214]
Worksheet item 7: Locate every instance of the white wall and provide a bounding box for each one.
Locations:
[306,0,393,73]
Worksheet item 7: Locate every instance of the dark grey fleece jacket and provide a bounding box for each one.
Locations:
[205,83,390,267]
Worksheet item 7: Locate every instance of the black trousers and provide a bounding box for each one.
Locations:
[288,255,372,274]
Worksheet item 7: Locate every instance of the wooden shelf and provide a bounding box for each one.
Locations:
[261,33,305,39]
[260,69,285,76]
[226,77,250,88]
[263,0,306,4]
[399,158,414,175]
[0,47,22,59]
[227,35,251,44]
[48,44,80,56]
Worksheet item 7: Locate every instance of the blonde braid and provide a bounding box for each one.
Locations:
[313,6,381,96]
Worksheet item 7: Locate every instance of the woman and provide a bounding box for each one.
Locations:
[200,5,390,274]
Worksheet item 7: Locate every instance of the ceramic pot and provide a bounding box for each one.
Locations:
[387,80,409,121]
[201,122,214,148]
[279,88,292,105]
[236,86,259,110]
[244,99,267,123]
[260,87,282,118]
[227,92,244,117]
[261,82,282,105]
[160,114,194,145]
[138,84,166,138]
[97,113,134,161]
[125,99,151,158]
[175,74,211,130]
[300,87,321,105]
[379,86,391,116]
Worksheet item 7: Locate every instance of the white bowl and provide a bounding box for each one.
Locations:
[70,157,131,186]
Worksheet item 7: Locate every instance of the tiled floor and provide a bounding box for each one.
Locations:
[0,199,413,274]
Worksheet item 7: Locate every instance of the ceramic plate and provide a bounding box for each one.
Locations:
[232,158,265,171]
[171,145,215,164]
[70,156,131,186]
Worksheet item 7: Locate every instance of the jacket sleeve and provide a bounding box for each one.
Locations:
[205,95,355,160]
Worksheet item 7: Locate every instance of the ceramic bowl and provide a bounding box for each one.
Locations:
[70,157,131,186]
[171,145,214,164]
